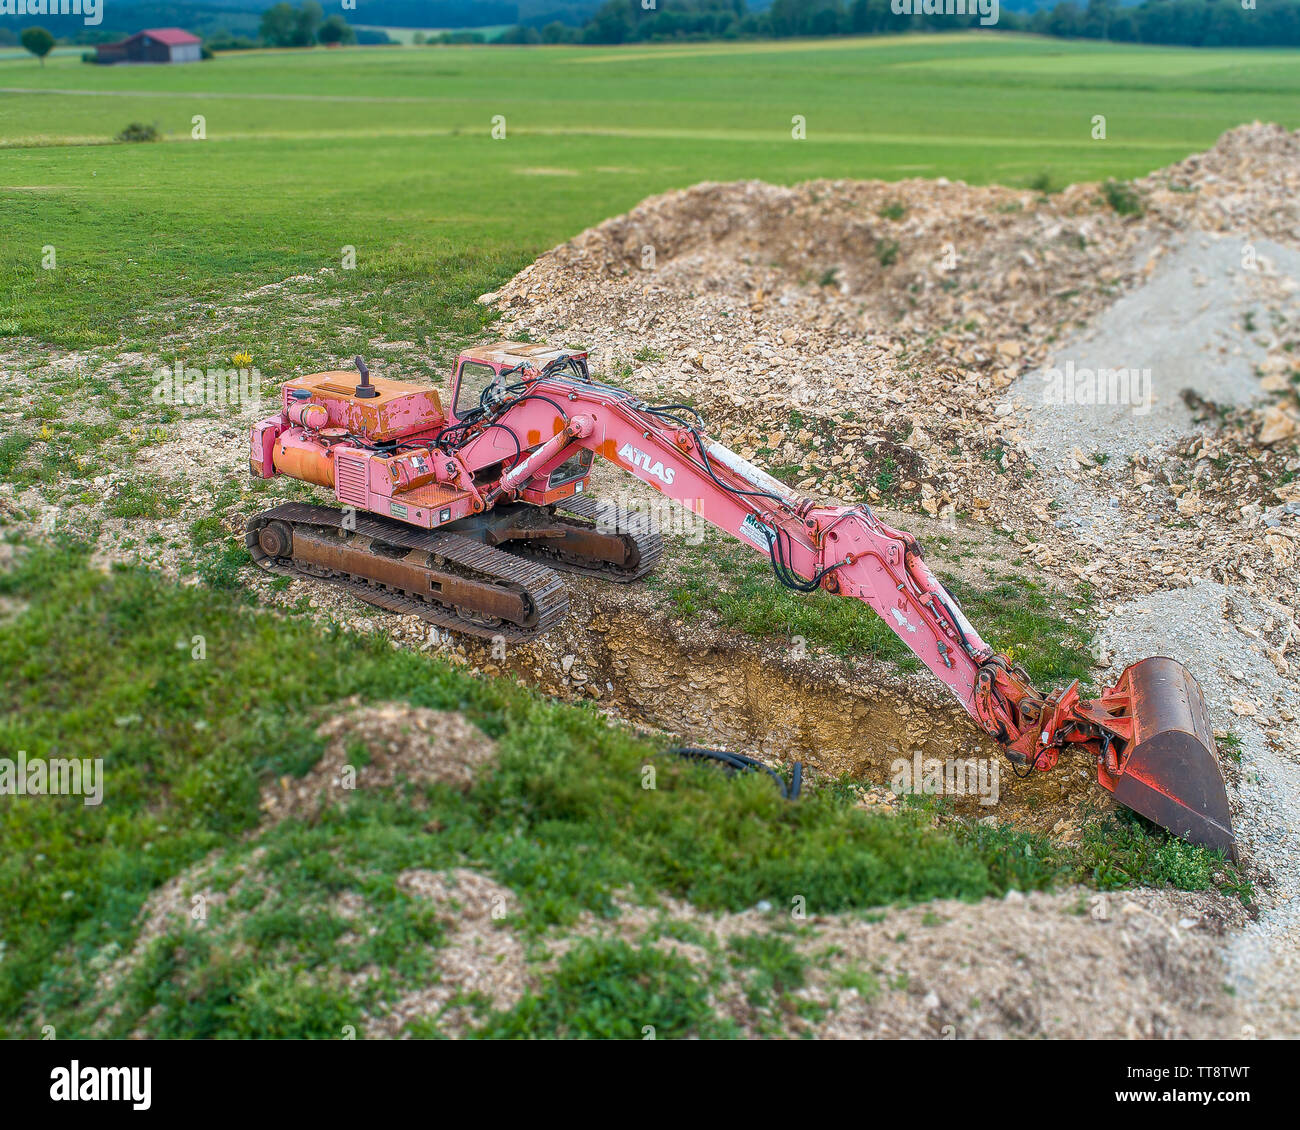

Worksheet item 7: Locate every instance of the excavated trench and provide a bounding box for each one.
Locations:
[452,579,1108,836]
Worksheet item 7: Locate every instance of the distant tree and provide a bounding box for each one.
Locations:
[1045,0,1083,37]
[295,1,324,46]
[582,0,636,44]
[1081,0,1112,38]
[541,21,574,43]
[260,2,325,48]
[567,0,1300,48]
[260,3,298,47]
[21,26,56,66]
[498,24,542,43]
[318,14,356,45]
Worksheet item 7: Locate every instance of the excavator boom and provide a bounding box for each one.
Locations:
[246,345,1235,856]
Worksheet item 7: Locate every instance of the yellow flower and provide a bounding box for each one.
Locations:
[39,424,51,440]
[232,351,253,367]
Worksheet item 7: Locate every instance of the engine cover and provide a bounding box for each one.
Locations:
[282,371,445,443]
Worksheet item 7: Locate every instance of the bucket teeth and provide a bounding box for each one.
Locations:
[1099,657,1236,858]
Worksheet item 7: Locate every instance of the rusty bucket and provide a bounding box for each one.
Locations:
[1097,657,1236,858]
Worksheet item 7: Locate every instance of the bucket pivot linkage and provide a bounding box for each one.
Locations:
[998,656,1234,857]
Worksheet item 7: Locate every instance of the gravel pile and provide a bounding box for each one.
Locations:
[486,123,1300,610]
[482,122,1300,1035]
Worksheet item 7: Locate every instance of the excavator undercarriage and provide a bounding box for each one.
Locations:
[247,496,661,640]
[244,345,1236,857]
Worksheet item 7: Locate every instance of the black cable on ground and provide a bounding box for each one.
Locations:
[667,746,803,800]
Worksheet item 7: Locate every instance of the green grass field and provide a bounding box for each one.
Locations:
[3,34,1299,350]
[0,34,1278,1037]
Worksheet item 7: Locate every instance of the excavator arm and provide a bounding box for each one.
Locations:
[470,367,1235,856]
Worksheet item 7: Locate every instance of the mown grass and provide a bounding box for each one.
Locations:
[0,539,1243,1037]
[3,38,1300,352]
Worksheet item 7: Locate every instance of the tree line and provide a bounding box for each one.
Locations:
[499,0,1300,48]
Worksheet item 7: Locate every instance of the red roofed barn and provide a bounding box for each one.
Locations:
[96,29,202,65]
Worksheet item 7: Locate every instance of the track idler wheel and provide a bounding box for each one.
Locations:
[1096,657,1235,858]
[257,520,293,560]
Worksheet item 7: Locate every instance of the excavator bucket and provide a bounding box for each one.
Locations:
[1097,657,1236,858]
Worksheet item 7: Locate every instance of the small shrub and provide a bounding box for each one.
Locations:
[1102,178,1143,216]
[1217,732,1243,764]
[876,239,900,267]
[475,939,723,1039]
[116,122,160,143]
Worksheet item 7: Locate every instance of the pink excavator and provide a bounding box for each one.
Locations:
[246,344,1235,855]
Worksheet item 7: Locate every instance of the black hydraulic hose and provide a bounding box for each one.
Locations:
[668,746,803,800]
[436,390,568,454]
[504,393,571,422]
[637,401,845,594]
[768,523,849,593]
[646,402,705,423]
[499,381,836,598]
[691,428,787,504]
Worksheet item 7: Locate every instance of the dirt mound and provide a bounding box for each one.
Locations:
[488,124,1300,594]
[534,885,1247,1039]
[803,887,1247,1039]
[1142,122,1300,244]
[259,702,497,823]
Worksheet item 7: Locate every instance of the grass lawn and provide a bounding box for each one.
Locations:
[3,35,1299,351]
[0,542,1242,1037]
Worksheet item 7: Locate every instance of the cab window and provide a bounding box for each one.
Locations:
[548,449,593,486]
[454,361,499,418]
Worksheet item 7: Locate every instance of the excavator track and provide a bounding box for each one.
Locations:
[501,495,664,582]
[246,503,568,643]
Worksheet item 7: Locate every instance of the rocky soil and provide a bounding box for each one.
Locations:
[472,122,1300,1037]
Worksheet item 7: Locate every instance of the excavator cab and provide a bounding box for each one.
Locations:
[450,341,590,424]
